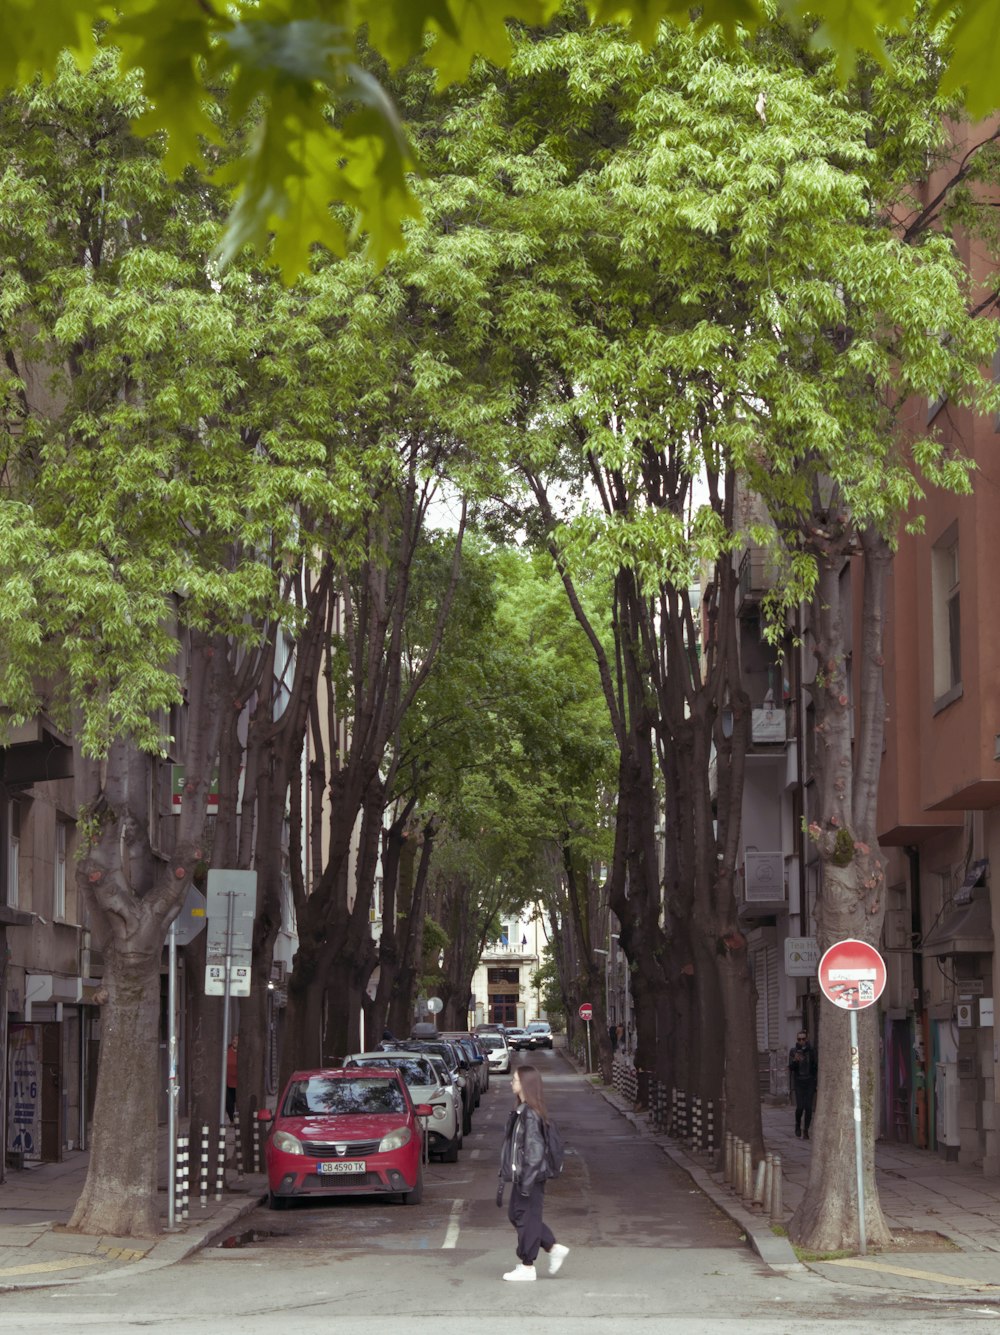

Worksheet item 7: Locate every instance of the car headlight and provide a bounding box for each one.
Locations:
[431,1104,448,1120]
[272,1130,304,1155]
[379,1126,413,1152]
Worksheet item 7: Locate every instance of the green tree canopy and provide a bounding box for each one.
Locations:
[3,2,996,278]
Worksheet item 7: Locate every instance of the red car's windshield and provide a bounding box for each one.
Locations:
[282,1076,406,1117]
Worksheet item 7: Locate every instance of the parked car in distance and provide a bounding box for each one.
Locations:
[524,1021,554,1049]
[343,1051,462,1162]
[404,1037,475,1134]
[261,1067,431,1209]
[440,1032,488,1102]
[477,1030,511,1074]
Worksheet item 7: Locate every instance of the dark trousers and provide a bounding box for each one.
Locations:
[507,1181,555,1265]
[793,1081,815,1132]
[226,1086,236,1123]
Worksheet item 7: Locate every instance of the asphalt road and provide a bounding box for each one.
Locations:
[4,1050,1000,1334]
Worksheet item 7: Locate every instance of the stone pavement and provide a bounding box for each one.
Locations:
[597,1077,1000,1305]
[0,1127,266,1293]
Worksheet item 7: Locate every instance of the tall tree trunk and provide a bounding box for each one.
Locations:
[69,630,226,1236]
[789,530,892,1251]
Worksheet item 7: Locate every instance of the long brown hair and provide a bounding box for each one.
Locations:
[514,1064,548,1121]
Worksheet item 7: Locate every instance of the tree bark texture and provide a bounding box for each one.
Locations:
[69,630,226,1236]
[789,532,892,1251]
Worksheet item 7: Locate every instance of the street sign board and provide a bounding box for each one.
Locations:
[817,938,886,1010]
[171,885,208,947]
[579,1003,593,1021]
[204,963,251,997]
[784,936,819,978]
[426,997,443,1014]
[205,869,256,955]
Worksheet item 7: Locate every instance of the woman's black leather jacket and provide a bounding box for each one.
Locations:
[499,1105,548,1196]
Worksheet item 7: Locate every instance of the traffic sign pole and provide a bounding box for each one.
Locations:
[817,939,886,1259]
[850,1009,866,1256]
[219,890,236,1130]
[579,1003,594,1073]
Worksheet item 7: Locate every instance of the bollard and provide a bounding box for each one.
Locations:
[693,1096,702,1150]
[706,1100,715,1157]
[179,1133,189,1221]
[216,1124,226,1200]
[234,1108,244,1179]
[769,1153,784,1223]
[753,1156,767,1208]
[742,1142,753,1204]
[733,1137,744,1195]
[200,1123,209,1209]
[253,1113,262,1174]
[724,1131,733,1184]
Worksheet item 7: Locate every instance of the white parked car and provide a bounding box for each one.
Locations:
[343,1051,463,1162]
[477,1031,511,1074]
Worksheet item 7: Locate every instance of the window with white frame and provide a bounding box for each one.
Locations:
[54,820,67,920]
[932,525,961,704]
[7,798,20,909]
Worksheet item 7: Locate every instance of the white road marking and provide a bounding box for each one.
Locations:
[442,1200,463,1250]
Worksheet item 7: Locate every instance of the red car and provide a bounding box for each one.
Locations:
[260,1067,431,1210]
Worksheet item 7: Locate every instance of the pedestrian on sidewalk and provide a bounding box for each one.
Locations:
[497,1064,569,1283]
[608,1024,618,1054]
[788,1029,817,1139]
[226,1035,238,1123]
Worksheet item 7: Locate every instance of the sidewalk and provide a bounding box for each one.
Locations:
[0,1127,265,1292]
[596,1074,1000,1304]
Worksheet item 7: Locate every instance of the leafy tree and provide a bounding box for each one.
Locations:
[0,51,362,1233]
[381,11,999,1244]
[4,2,996,277]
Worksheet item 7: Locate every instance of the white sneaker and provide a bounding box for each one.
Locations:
[502,1264,536,1282]
[547,1243,570,1275]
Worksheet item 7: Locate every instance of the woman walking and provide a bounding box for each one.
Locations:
[497,1064,569,1282]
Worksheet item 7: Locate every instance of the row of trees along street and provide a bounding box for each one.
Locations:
[2,3,1000,1253]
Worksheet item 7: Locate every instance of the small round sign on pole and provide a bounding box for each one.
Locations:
[817,938,886,1010]
[579,1003,593,1022]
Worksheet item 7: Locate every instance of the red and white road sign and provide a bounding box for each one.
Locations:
[817,939,886,1011]
[579,1003,593,1021]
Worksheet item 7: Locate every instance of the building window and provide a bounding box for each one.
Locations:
[54,821,67,920]
[488,967,520,985]
[7,798,20,910]
[932,526,961,706]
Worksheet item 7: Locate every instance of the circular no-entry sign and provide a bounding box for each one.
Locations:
[579,1003,593,1021]
[817,938,886,1010]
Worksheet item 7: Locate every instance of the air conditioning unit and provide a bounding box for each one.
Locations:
[744,852,786,903]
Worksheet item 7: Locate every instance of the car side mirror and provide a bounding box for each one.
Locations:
[257,1109,273,1123]
[414,1104,433,1118]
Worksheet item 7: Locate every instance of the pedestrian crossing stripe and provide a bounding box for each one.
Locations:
[0,1255,106,1278]
[829,1257,1000,1290]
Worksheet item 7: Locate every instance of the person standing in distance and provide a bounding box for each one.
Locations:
[497,1065,569,1282]
[225,1035,238,1123]
[788,1029,817,1139]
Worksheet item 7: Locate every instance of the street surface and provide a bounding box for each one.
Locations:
[3,1051,1000,1334]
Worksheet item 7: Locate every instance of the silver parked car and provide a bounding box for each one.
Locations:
[343,1051,463,1162]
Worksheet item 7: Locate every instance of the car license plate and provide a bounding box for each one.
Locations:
[318,1160,365,1174]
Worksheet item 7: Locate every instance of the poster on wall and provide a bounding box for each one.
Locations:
[7,1023,42,1161]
